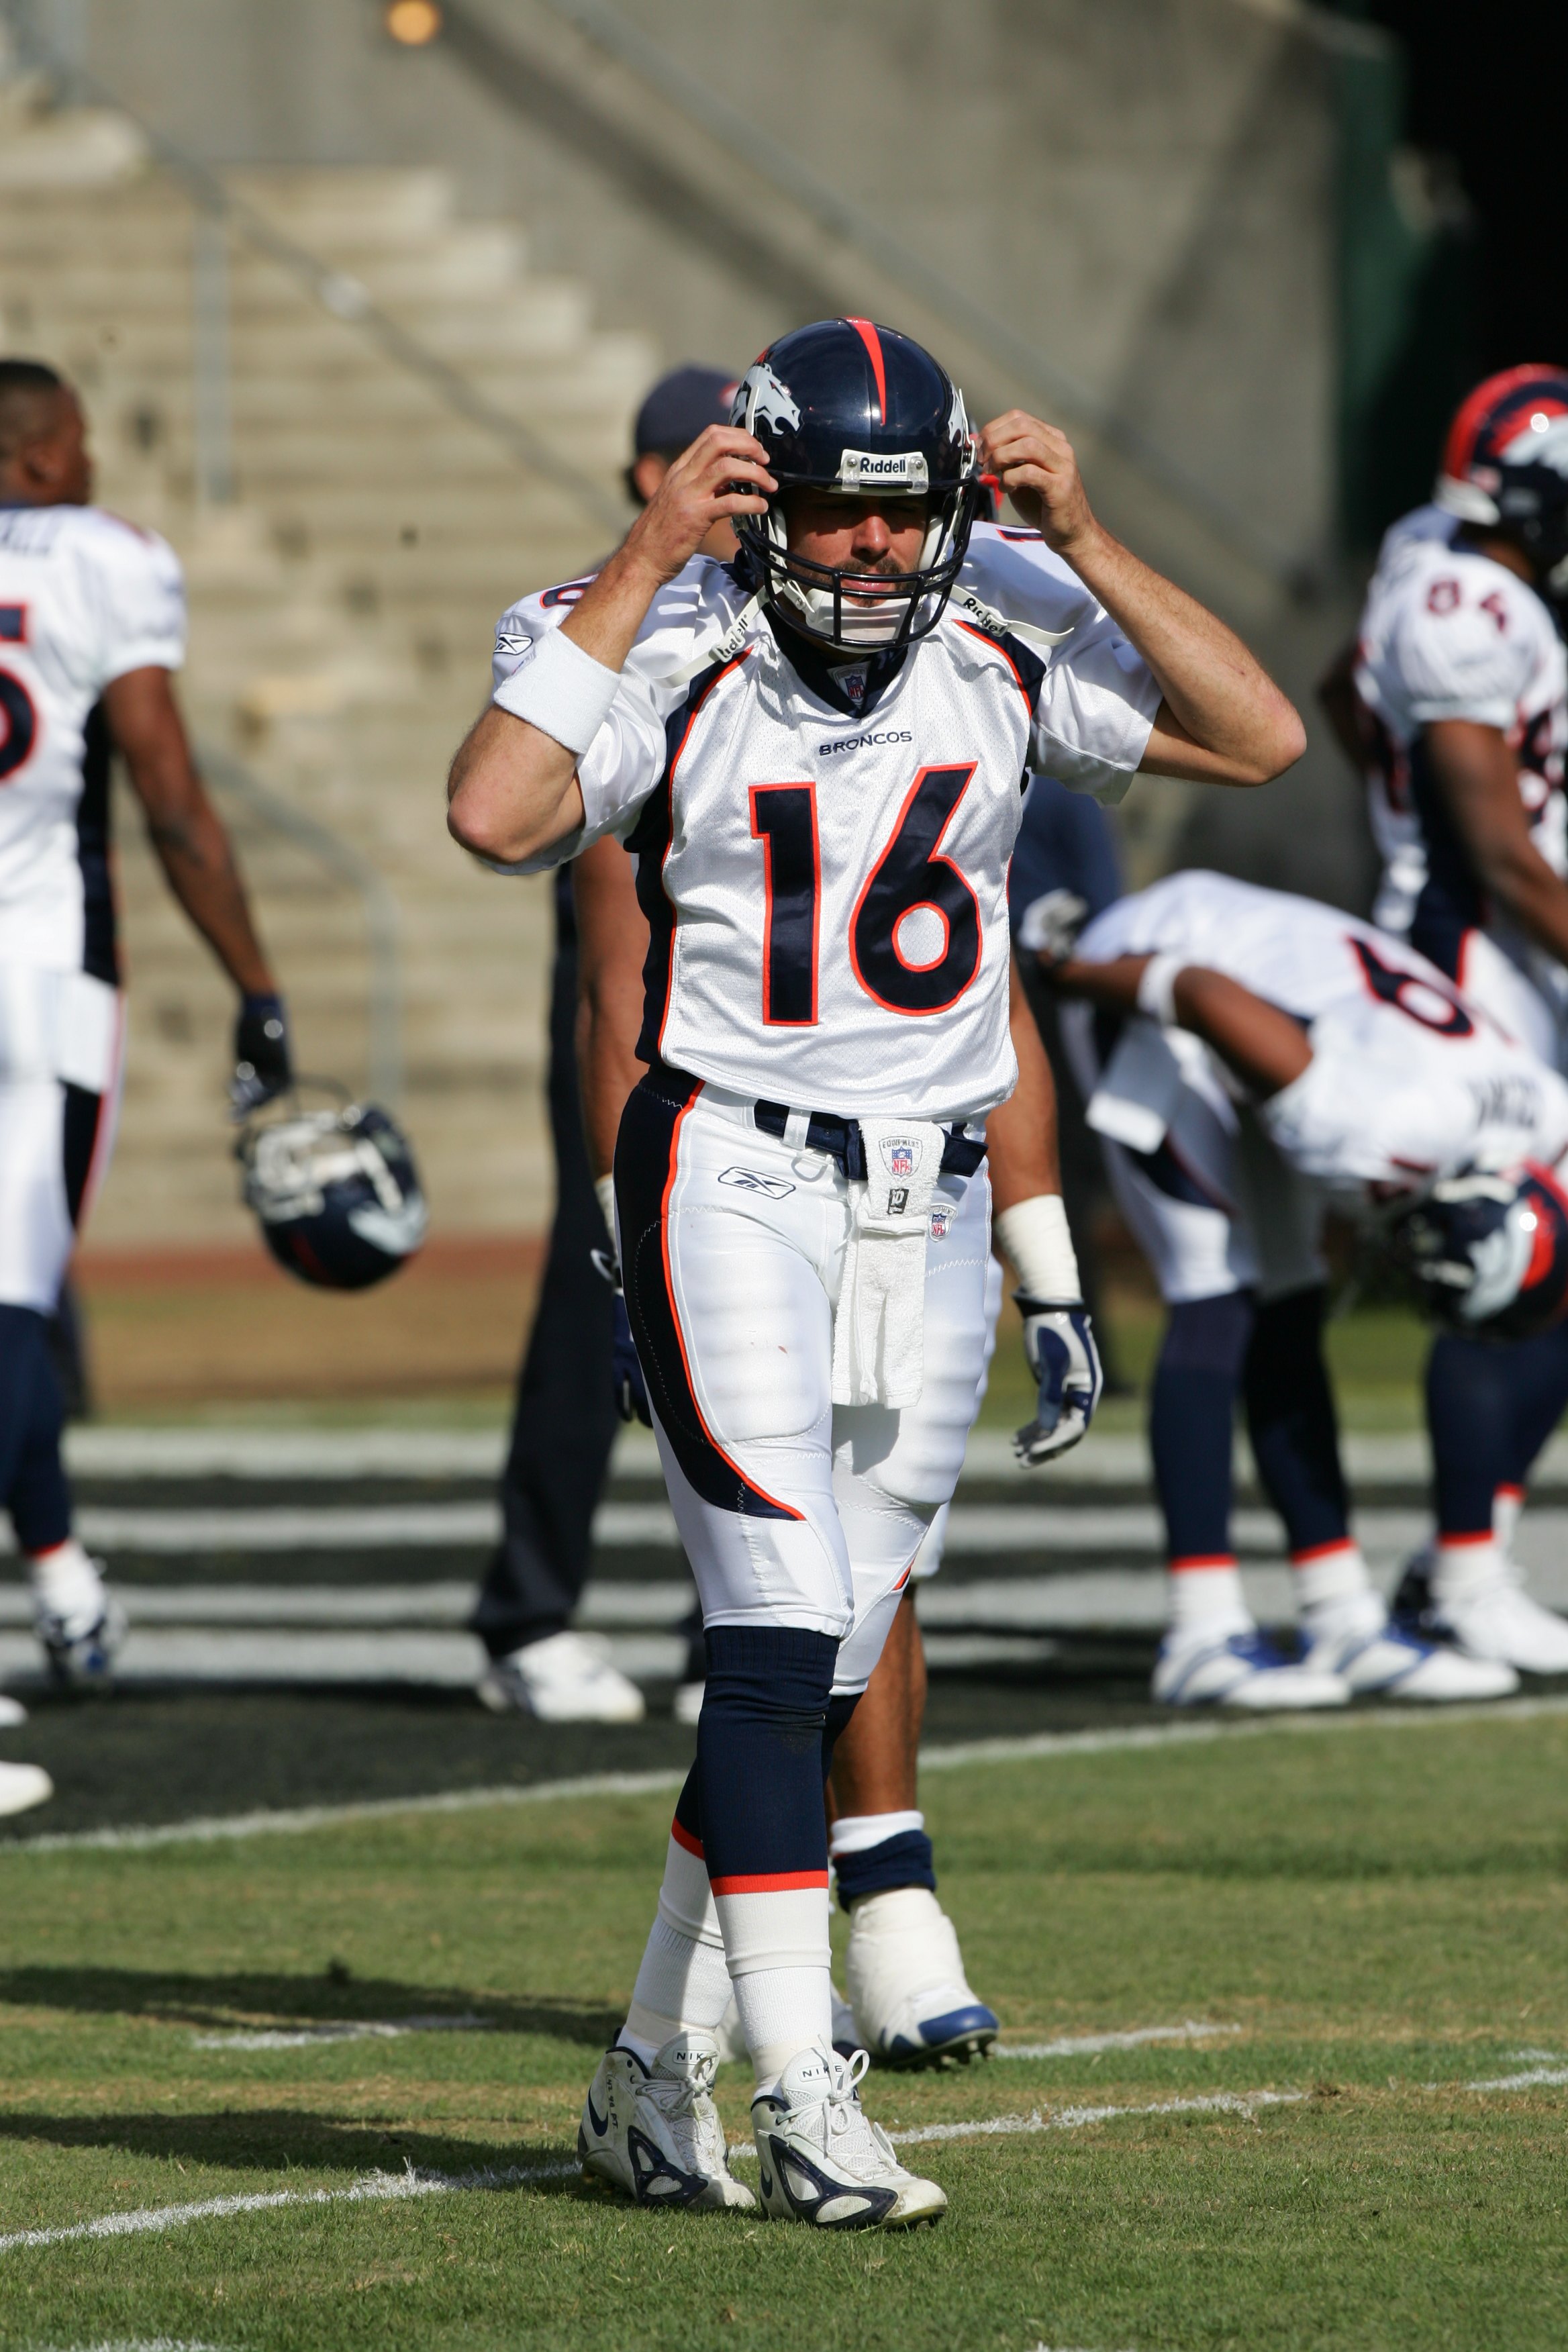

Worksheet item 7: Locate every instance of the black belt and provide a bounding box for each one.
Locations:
[752,1098,985,1181]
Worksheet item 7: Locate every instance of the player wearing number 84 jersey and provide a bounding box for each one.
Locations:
[450,317,1302,2229]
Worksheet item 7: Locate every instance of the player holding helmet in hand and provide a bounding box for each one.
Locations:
[450,317,1301,2228]
[0,360,291,1790]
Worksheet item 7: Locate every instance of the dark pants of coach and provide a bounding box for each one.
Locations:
[470,881,618,1660]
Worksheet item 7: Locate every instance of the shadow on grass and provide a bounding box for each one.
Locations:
[0,1966,620,2048]
[0,2108,582,2189]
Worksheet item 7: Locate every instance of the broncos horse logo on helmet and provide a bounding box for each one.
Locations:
[1434,364,1568,606]
[1385,1161,1568,1341]
[730,319,982,655]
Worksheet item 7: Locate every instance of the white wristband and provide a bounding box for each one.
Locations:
[594,1174,617,1238]
[1136,952,1186,1028]
[994,1194,1081,1304]
[492,626,621,755]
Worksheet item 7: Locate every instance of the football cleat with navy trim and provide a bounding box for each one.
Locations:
[751,2045,946,2230]
[1300,1595,1517,1701]
[843,1887,998,2069]
[1153,1625,1349,1710]
[577,2033,754,2211]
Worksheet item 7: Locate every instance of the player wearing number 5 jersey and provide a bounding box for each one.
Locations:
[0,361,289,1772]
[450,318,1302,2228]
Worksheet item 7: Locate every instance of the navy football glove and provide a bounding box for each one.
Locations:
[231,992,293,1118]
[591,1246,652,1427]
[1014,1293,1102,1466]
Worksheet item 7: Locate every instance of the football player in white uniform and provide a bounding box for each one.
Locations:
[0,360,291,1745]
[449,317,1302,2227]
[1320,365,1568,1671]
[1052,867,1568,1704]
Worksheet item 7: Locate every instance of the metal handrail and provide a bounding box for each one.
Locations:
[200,745,405,1110]
[0,5,630,538]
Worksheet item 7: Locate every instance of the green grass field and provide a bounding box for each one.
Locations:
[3,1705,1567,2351]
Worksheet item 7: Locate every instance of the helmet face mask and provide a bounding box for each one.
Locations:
[1434,365,1568,605]
[730,319,982,656]
[237,1095,428,1291]
[1385,1161,1568,1340]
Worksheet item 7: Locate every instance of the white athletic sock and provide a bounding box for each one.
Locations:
[1493,1484,1525,1563]
[27,1538,104,1640]
[714,1882,832,2092]
[622,1832,733,2054]
[1434,1534,1504,1607]
[1293,1538,1373,1618]
[1166,1557,1248,1635]
[829,1810,924,1859]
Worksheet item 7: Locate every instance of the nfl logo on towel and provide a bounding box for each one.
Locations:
[884,1139,916,1178]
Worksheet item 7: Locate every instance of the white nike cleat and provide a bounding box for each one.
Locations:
[1302,1598,1517,1701]
[478,1630,645,1722]
[844,1886,997,2068]
[578,2032,754,2210]
[1153,1626,1349,1710]
[0,1696,28,1728]
[1430,1581,1568,1675]
[0,1761,52,1819]
[751,2044,946,2231]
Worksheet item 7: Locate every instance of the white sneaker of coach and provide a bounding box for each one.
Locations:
[751,2044,946,2231]
[1301,1594,1518,1701]
[477,1630,645,1722]
[844,1886,998,2067]
[0,1760,52,1819]
[1432,1579,1568,1675]
[578,2032,754,2210]
[1153,1622,1350,1710]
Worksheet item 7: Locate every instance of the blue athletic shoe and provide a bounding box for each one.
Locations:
[1153,1624,1349,1710]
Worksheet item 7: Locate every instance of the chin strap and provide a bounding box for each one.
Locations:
[946,583,1073,656]
[655,589,767,689]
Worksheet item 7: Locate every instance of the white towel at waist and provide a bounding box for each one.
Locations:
[831,1114,947,1410]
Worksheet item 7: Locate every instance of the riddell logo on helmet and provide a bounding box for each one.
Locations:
[837,449,931,492]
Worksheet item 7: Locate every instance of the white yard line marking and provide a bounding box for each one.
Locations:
[7,1696,1568,1857]
[1455,2064,1568,2092]
[190,2013,491,2050]
[995,2021,1243,2059]
[0,2158,576,2255]
[726,2087,1304,2161]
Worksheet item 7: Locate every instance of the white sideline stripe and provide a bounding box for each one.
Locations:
[1449,2064,1568,2092]
[190,2013,491,2050]
[996,2022,1244,2059]
[0,2158,575,2255]
[726,2087,1304,2161]
[9,1695,1568,1857]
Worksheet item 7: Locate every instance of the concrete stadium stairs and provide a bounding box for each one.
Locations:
[0,70,652,1249]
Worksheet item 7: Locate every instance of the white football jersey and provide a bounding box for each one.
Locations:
[0,503,185,977]
[1074,869,1568,1191]
[491,522,1159,1122]
[1353,503,1568,953]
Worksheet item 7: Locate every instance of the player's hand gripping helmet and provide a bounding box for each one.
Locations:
[1385,1162,1568,1340]
[236,1090,428,1291]
[1434,365,1568,603]
[730,318,982,654]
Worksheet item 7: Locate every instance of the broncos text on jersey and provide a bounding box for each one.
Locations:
[489,522,1159,1123]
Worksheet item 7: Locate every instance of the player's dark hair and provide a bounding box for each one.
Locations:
[0,359,68,462]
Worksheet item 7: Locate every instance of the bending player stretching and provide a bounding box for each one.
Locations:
[0,360,291,1808]
[449,320,1301,2228]
[1321,366,1568,1669]
[1055,867,1568,1704]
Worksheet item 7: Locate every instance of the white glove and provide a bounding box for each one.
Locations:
[1014,1295,1103,1466]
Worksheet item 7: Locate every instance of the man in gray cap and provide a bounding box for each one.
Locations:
[471,364,736,1720]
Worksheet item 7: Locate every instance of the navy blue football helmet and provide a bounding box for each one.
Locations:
[1435,365,1568,602]
[238,1094,428,1291]
[1385,1162,1568,1340]
[730,317,981,652]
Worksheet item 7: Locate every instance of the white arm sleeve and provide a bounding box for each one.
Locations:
[81,518,187,686]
